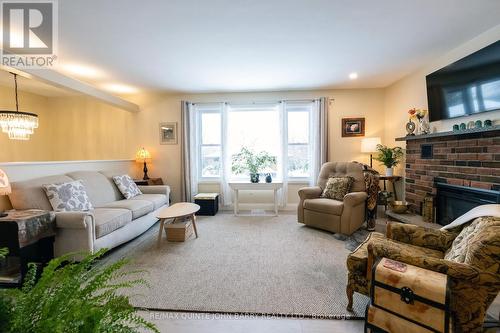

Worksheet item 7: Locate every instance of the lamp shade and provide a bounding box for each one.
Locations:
[135,147,152,162]
[361,137,381,153]
[0,169,11,196]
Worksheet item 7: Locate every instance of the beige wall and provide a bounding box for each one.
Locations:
[0,91,138,163]
[130,89,386,203]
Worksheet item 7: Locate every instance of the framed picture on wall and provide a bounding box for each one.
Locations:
[342,118,365,137]
[159,122,178,145]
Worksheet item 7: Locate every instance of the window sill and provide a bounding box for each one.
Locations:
[198,179,310,185]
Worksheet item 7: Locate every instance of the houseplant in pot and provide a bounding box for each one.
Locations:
[374,144,404,176]
[231,146,277,183]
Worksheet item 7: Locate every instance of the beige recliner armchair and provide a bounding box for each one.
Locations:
[298,162,367,235]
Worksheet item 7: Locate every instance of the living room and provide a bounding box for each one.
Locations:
[0,1,499,332]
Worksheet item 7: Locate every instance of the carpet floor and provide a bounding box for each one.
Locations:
[109,213,369,319]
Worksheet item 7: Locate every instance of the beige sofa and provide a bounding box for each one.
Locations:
[298,162,367,235]
[8,171,170,257]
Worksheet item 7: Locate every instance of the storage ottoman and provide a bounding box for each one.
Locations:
[194,193,219,216]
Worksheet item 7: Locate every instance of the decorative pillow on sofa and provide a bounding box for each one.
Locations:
[112,175,142,199]
[42,180,93,211]
[321,176,354,201]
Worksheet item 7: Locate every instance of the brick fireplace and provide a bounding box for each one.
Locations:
[398,127,500,215]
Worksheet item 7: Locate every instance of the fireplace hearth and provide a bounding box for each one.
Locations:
[435,182,500,226]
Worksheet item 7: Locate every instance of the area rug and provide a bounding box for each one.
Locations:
[109,213,369,319]
[333,227,371,251]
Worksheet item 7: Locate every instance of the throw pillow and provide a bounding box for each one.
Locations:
[321,176,354,201]
[112,175,142,199]
[43,180,93,212]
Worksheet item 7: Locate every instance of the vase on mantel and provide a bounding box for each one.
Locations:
[417,118,430,135]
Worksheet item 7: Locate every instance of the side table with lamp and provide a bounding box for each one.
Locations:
[136,147,152,180]
[361,137,381,168]
[0,169,56,288]
[134,147,164,185]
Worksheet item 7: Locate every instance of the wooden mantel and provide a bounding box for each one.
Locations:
[396,125,500,141]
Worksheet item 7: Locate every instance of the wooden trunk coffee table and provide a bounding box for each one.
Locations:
[156,203,200,247]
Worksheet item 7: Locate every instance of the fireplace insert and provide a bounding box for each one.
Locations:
[435,182,500,226]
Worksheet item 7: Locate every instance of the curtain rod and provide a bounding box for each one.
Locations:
[190,98,334,106]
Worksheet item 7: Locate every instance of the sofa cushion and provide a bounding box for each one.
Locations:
[92,208,132,238]
[130,194,168,210]
[66,171,123,206]
[97,199,154,219]
[9,175,74,211]
[304,198,344,215]
[112,175,142,199]
[321,176,354,201]
[42,180,93,212]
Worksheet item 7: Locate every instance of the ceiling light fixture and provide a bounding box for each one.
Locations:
[349,72,358,80]
[0,73,38,140]
[100,83,138,94]
[59,63,104,79]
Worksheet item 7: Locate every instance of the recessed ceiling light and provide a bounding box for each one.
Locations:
[59,63,104,79]
[349,72,358,80]
[100,83,138,94]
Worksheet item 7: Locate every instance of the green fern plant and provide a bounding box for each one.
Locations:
[373,144,404,168]
[0,249,158,333]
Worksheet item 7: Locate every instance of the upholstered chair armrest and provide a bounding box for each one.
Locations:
[55,211,94,229]
[366,239,497,283]
[343,191,368,207]
[386,222,458,252]
[298,186,322,200]
[138,185,171,196]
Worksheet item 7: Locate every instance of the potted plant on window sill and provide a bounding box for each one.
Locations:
[231,147,277,183]
[373,144,404,176]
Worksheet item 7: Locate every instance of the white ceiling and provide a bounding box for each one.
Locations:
[36,0,500,93]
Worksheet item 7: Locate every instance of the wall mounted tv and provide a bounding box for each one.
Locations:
[426,40,500,122]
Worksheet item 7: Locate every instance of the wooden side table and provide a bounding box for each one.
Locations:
[134,177,164,186]
[379,175,402,200]
[0,210,56,288]
[228,181,283,216]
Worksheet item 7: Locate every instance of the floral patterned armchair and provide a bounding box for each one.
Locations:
[346,217,500,332]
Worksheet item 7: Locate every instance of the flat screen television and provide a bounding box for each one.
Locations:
[426,40,500,122]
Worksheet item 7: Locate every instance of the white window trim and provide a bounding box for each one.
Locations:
[196,104,223,182]
[195,101,314,183]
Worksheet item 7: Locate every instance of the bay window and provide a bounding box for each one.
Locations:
[194,100,315,183]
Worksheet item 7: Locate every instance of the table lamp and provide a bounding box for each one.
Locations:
[361,137,381,168]
[136,147,152,180]
[0,169,11,218]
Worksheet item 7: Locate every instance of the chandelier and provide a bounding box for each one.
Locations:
[0,73,38,140]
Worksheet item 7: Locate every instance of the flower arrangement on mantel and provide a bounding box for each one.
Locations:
[407,108,429,135]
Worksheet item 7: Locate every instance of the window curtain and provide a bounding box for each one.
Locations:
[180,101,198,202]
[220,103,233,207]
[310,97,329,185]
[279,101,288,207]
